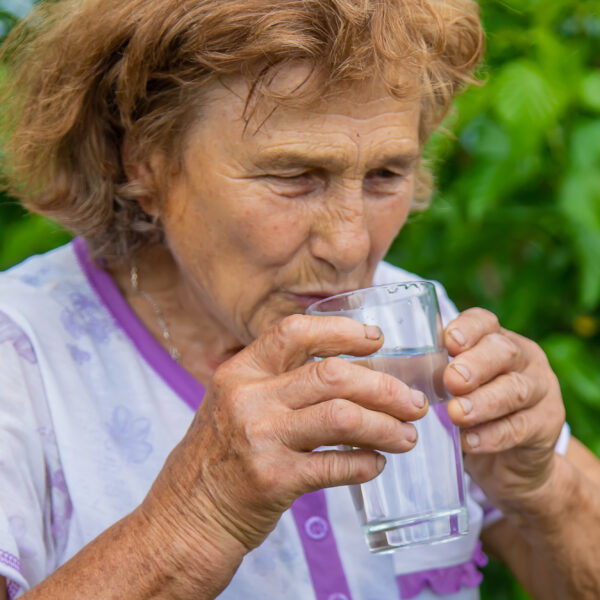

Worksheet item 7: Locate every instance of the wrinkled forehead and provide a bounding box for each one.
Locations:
[184,64,422,173]
[200,62,422,138]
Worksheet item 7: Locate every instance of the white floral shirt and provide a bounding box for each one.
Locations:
[0,240,570,600]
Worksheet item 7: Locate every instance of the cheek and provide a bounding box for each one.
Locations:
[237,207,308,264]
[367,193,413,253]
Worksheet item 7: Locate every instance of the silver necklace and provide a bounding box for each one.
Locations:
[130,263,181,363]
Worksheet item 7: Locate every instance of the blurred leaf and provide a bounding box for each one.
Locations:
[558,169,600,308]
[580,72,600,112]
[493,61,561,137]
[543,335,600,409]
[0,213,72,270]
[569,120,600,170]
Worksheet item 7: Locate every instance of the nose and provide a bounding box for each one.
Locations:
[309,189,371,273]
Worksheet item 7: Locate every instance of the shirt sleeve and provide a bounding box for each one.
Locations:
[0,310,56,598]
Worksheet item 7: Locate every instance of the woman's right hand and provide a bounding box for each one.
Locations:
[138,314,427,586]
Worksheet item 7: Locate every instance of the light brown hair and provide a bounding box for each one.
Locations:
[1,0,485,260]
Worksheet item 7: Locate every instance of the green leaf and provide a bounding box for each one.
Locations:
[580,72,600,112]
[543,335,600,409]
[493,61,561,136]
[570,120,600,170]
[558,171,600,308]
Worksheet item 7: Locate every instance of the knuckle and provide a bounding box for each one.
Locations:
[315,356,347,387]
[228,380,251,404]
[491,333,519,359]
[277,313,307,339]
[509,372,531,409]
[496,412,527,450]
[327,398,362,437]
[377,373,399,405]
[483,309,500,330]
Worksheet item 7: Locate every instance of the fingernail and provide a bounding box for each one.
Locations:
[449,328,466,347]
[451,362,471,382]
[465,432,480,448]
[376,454,386,472]
[411,389,427,409]
[404,423,417,443]
[458,397,473,415]
[364,325,382,340]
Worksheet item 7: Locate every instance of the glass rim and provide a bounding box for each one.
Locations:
[306,280,437,314]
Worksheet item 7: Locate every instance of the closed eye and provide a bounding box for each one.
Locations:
[263,172,320,197]
[366,169,402,180]
[271,173,311,181]
[364,168,410,194]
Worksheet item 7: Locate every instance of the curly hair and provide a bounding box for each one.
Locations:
[0,0,485,260]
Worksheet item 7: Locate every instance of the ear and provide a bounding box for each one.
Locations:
[121,138,162,218]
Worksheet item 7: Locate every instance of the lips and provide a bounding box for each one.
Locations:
[290,291,352,309]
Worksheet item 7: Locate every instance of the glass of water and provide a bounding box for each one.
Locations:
[307,281,468,553]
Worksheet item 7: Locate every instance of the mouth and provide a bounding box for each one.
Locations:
[290,291,353,309]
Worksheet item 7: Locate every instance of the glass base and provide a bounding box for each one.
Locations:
[363,506,468,554]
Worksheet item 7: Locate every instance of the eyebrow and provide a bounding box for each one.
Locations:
[251,149,421,172]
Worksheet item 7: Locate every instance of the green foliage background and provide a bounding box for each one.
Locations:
[1,1,599,598]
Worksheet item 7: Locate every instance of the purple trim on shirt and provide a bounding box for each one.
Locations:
[6,580,20,600]
[72,238,205,412]
[0,550,22,574]
[291,491,353,600]
[396,541,488,599]
[72,238,484,599]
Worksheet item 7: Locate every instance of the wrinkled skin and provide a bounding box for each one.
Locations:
[117,68,566,592]
[444,308,565,514]
[142,315,426,554]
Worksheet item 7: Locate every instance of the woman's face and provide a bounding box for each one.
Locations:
[157,68,422,345]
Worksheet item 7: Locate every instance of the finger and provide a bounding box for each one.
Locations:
[269,356,428,420]
[443,331,524,395]
[299,448,386,491]
[447,370,542,428]
[244,314,384,375]
[280,397,418,453]
[444,307,501,356]
[459,395,563,455]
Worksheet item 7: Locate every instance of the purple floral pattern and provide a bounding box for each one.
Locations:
[19,265,51,288]
[396,541,488,599]
[106,406,153,463]
[54,284,116,343]
[67,344,92,365]
[0,311,37,364]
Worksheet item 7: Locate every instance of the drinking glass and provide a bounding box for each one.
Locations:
[307,282,468,553]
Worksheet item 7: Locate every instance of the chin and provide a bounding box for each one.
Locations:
[247,301,305,341]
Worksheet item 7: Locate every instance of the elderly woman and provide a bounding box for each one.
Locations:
[0,0,599,599]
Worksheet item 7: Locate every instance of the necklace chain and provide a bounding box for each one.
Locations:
[130,263,181,363]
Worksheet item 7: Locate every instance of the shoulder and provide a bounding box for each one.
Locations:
[374,261,459,326]
[0,240,106,326]
[0,241,82,304]
[0,240,121,360]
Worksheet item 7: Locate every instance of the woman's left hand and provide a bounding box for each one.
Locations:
[444,308,566,512]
